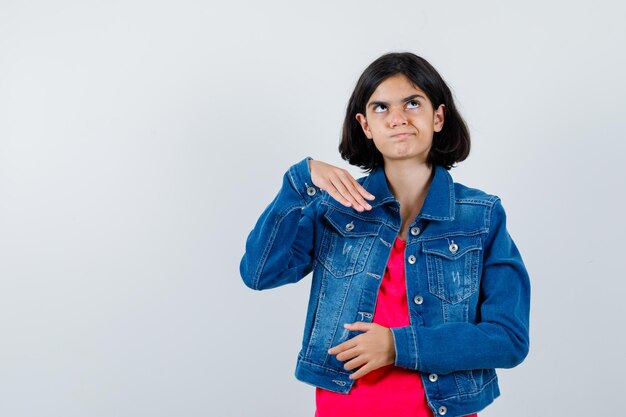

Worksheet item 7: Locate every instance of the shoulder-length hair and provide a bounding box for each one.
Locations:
[339,52,470,172]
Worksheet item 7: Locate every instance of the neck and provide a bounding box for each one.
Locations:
[383,160,434,208]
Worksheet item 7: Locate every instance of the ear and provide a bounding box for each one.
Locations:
[433,104,445,132]
[355,113,373,139]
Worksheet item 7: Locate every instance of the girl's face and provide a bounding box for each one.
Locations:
[355,73,445,166]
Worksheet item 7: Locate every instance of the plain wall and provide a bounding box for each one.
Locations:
[1,0,625,416]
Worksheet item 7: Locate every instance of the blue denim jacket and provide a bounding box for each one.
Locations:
[240,157,530,417]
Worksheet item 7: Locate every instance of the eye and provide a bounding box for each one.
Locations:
[374,104,387,113]
[406,100,420,109]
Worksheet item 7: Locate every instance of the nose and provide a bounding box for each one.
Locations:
[388,107,408,127]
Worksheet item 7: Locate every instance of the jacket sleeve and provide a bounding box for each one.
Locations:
[390,198,531,374]
[239,156,323,291]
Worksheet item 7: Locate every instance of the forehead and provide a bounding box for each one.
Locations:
[368,74,430,102]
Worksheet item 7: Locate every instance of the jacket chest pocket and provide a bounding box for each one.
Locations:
[316,208,382,278]
[422,235,483,304]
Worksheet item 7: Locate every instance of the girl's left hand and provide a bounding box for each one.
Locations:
[327,322,396,380]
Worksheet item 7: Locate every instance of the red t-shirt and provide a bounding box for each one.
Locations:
[315,236,477,417]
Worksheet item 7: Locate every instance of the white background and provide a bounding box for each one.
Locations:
[1,1,625,416]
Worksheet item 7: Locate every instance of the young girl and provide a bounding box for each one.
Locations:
[240,52,530,417]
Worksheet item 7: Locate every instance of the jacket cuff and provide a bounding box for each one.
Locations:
[390,326,419,370]
[287,156,323,205]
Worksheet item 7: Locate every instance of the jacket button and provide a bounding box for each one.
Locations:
[438,406,447,415]
[408,255,416,264]
[345,221,354,231]
[448,241,458,254]
[410,226,421,236]
[428,373,438,382]
[413,295,424,305]
[306,185,317,196]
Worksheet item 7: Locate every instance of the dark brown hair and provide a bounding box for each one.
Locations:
[339,52,470,172]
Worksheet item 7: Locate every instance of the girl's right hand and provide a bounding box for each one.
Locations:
[308,159,375,212]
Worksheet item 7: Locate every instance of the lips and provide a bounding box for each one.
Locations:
[391,132,414,138]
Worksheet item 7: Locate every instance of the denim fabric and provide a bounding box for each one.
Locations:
[240,157,530,417]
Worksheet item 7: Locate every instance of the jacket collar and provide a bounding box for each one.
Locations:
[361,164,456,221]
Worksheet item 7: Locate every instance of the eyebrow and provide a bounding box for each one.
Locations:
[367,94,426,109]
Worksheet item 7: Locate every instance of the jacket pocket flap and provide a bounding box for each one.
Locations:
[422,235,482,260]
[323,208,382,237]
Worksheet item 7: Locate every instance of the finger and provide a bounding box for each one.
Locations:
[349,362,371,380]
[344,322,372,332]
[342,172,376,209]
[336,345,361,362]
[321,177,353,209]
[336,171,373,211]
[342,351,367,371]
[328,174,365,211]
[362,186,376,200]
[328,337,357,355]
